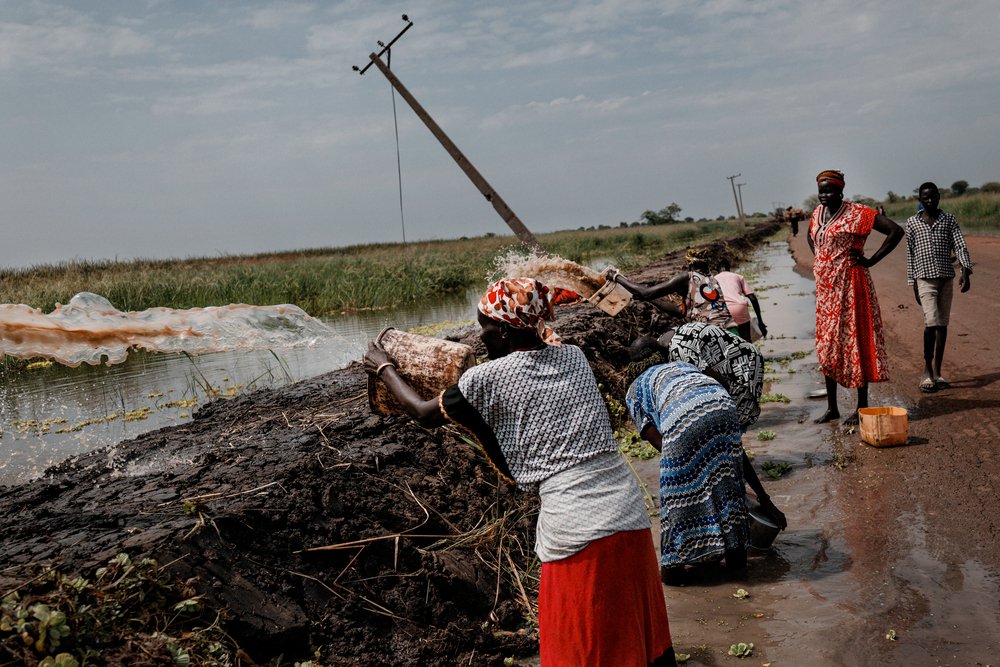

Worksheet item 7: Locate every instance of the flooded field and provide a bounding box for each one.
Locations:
[0,252,617,484]
[0,289,481,484]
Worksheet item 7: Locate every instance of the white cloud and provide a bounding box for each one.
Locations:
[247,4,316,30]
[2,0,1000,268]
[0,18,154,71]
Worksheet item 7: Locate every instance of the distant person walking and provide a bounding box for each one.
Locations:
[906,182,973,392]
[808,169,904,424]
[786,206,801,236]
[714,257,767,342]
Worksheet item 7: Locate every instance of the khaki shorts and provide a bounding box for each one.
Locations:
[916,277,954,327]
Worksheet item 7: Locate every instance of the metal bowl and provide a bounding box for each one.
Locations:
[747,505,781,551]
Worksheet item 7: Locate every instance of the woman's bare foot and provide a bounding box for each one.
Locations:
[843,411,860,426]
[814,409,840,423]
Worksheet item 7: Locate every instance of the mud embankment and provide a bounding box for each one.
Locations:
[0,222,780,666]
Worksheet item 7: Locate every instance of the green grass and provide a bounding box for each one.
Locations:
[0,221,743,315]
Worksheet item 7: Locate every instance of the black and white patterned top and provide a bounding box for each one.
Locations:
[662,322,764,429]
[905,210,973,286]
[442,344,649,561]
[455,345,619,484]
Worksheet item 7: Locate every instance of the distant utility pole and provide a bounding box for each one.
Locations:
[354,16,545,254]
[737,182,747,219]
[726,173,743,222]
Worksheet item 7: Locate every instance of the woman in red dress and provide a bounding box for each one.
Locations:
[808,170,903,424]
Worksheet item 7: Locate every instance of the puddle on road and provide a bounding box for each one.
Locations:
[635,237,1000,666]
[857,513,1000,665]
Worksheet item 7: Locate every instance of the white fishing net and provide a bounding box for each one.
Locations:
[0,292,332,367]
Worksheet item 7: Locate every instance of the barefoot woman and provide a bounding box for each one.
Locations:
[808,169,903,424]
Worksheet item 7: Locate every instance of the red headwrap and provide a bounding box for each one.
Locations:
[816,169,845,189]
[478,278,561,346]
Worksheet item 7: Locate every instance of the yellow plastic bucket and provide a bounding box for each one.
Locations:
[858,406,908,447]
[368,327,477,415]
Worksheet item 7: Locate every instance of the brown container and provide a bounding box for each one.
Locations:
[858,406,908,447]
[587,278,632,316]
[368,327,478,415]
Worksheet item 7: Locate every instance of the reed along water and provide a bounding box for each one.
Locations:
[0,253,612,484]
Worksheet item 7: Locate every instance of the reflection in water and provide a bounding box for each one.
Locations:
[1,254,616,484]
[0,288,481,485]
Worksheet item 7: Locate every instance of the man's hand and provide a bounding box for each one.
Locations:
[960,270,971,293]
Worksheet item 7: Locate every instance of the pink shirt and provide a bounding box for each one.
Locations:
[713,271,753,325]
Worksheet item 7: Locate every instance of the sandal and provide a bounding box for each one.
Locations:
[934,377,950,389]
[919,377,937,393]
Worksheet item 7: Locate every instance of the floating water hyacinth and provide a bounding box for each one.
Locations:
[728,642,753,657]
[0,292,332,367]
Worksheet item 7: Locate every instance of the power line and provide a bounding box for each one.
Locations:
[387,49,406,245]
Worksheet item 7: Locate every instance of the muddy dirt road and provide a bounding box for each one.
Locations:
[787,226,1000,665]
[621,229,1000,667]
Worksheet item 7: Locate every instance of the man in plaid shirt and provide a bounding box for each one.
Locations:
[906,182,973,392]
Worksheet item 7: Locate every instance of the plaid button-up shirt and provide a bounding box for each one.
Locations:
[905,210,973,285]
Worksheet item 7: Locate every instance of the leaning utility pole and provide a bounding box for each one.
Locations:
[726,173,743,222]
[354,16,545,254]
[736,182,747,220]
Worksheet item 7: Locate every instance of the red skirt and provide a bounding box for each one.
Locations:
[539,529,672,666]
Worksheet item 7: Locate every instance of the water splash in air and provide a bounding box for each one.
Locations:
[491,251,605,297]
[0,292,332,367]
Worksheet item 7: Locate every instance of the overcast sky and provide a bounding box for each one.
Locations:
[2,1,998,269]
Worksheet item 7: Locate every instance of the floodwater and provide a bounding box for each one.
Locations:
[0,289,482,485]
[0,253,610,485]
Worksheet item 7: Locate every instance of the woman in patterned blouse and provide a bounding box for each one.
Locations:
[625,342,785,585]
[653,323,764,429]
[364,277,676,667]
[808,169,903,424]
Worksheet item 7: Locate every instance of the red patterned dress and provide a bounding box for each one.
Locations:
[809,201,889,388]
